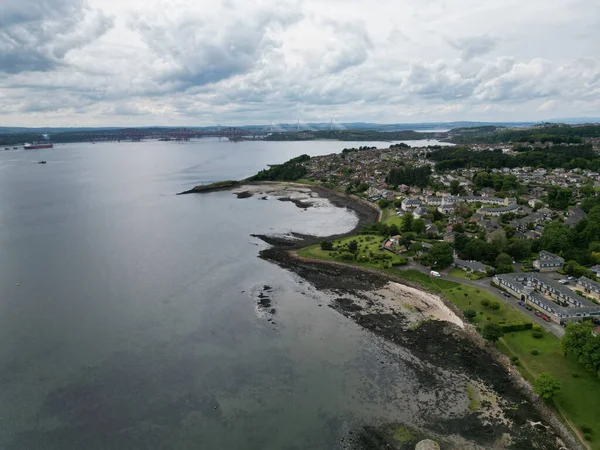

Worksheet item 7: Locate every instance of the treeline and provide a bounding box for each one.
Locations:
[535,206,600,269]
[264,130,434,141]
[562,323,600,378]
[249,154,310,181]
[342,146,376,154]
[473,172,521,192]
[386,165,432,188]
[449,124,600,144]
[430,144,600,171]
[455,232,531,268]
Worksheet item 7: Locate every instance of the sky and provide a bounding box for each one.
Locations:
[0,0,599,127]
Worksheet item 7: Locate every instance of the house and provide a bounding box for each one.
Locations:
[533,250,565,272]
[443,226,455,242]
[426,225,439,235]
[590,265,600,276]
[524,230,541,240]
[577,277,600,300]
[413,206,428,219]
[401,198,421,211]
[453,259,488,273]
[565,207,587,227]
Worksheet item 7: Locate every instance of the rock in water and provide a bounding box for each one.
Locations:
[415,440,440,450]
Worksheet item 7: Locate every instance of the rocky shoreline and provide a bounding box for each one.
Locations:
[186,181,579,449]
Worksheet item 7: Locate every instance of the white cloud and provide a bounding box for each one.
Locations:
[0,0,599,126]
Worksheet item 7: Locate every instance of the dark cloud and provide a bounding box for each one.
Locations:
[0,0,113,73]
[132,2,302,91]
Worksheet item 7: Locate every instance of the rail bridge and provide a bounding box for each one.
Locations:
[118,127,267,142]
[56,127,269,143]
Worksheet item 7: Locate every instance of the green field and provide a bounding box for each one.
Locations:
[498,331,600,448]
[448,268,469,279]
[396,270,530,327]
[396,270,600,448]
[297,235,407,268]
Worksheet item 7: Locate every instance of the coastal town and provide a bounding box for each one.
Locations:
[299,139,600,327]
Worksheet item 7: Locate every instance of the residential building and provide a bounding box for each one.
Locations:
[533,250,565,272]
[577,277,600,300]
[453,259,488,273]
[493,273,600,324]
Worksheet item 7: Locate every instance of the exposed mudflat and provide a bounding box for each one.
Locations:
[240,184,576,450]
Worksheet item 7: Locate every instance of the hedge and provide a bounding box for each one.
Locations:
[501,322,533,333]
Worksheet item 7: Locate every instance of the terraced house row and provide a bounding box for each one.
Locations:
[493,273,600,324]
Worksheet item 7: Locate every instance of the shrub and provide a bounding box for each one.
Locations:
[490,302,501,311]
[476,290,480,293]
[532,324,542,332]
[457,287,462,290]
[501,323,533,333]
[532,330,543,339]
[464,309,477,321]
[481,299,490,307]
[510,356,519,363]
[572,373,580,378]
[338,252,356,262]
[584,433,593,442]
[320,241,333,251]
[464,293,468,297]
[582,425,593,434]
[531,349,539,355]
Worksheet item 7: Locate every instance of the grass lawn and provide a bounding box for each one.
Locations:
[380,207,392,222]
[449,268,469,279]
[396,270,531,327]
[297,235,407,268]
[498,330,600,448]
[384,214,404,228]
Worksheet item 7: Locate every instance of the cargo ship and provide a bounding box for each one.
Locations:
[24,143,53,150]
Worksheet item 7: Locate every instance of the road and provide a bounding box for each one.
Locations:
[405,260,565,338]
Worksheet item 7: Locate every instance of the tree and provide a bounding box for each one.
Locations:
[393,199,402,208]
[547,186,573,210]
[423,242,454,269]
[482,323,503,343]
[495,252,513,267]
[490,302,501,311]
[534,373,561,401]
[409,242,423,256]
[481,299,490,308]
[412,218,426,235]
[464,309,477,321]
[540,222,570,253]
[348,240,358,253]
[320,241,333,251]
[401,213,414,233]
[389,224,400,236]
[378,198,390,209]
[507,239,531,261]
[450,179,461,195]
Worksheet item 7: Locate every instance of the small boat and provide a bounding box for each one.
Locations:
[13,147,18,149]
[38,161,47,164]
[4,147,8,150]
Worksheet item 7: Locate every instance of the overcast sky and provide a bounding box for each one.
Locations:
[1,0,598,127]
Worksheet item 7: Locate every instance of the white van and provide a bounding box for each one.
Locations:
[430,270,441,277]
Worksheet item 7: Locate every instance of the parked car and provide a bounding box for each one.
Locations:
[526,306,533,311]
[567,275,574,280]
[543,316,550,322]
[534,311,543,317]
[518,301,525,306]
[504,293,511,298]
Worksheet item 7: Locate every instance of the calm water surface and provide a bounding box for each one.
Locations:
[0,139,446,449]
